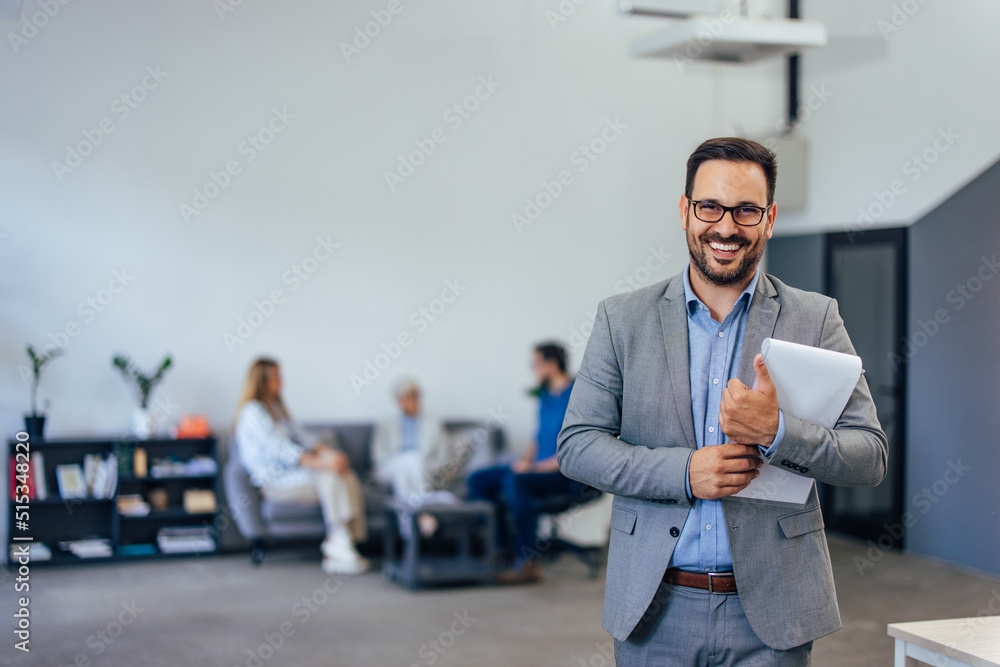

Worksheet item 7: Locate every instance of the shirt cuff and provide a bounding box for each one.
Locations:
[759,410,785,458]
[684,449,694,501]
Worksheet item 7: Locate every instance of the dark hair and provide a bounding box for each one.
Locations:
[685,137,777,205]
[534,342,567,374]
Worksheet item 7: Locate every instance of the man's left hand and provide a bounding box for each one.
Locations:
[719,353,779,447]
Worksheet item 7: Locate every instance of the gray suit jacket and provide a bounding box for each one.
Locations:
[557,270,887,650]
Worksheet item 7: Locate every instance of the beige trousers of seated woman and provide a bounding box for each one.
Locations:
[262,470,367,543]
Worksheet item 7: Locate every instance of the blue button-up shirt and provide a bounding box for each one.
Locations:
[669,264,785,573]
[400,415,420,453]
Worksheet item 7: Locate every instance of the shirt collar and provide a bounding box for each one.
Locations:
[682,262,760,318]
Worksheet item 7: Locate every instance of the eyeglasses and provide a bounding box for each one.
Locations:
[688,199,771,227]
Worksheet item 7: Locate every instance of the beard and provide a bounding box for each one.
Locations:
[686,214,765,287]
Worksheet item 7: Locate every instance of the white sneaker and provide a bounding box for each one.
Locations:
[321,531,369,574]
[322,554,369,575]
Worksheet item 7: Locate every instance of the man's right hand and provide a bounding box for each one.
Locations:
[510,459,532,474]
[689,443,763,500]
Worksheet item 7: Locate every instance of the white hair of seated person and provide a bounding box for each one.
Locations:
[393,377,420,399]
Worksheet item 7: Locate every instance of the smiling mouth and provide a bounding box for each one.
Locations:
[706,238,746,258]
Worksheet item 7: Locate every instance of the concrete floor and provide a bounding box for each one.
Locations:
[1,533,997,667]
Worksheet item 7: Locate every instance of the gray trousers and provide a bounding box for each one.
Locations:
[614,581,813,667]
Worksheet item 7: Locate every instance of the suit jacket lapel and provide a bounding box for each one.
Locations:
[659,275,697,448]
[737,272,781,387]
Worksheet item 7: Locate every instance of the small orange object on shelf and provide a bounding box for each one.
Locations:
[175,415,211,439]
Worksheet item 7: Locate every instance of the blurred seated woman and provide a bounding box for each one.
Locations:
[233,357,368,574]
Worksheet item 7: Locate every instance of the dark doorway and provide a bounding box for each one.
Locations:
[821,228,907,546]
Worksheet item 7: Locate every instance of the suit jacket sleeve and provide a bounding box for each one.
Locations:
[371,418,394,471]
[422,418,452,485]
[557,301,694,505]
[767,298,888,487]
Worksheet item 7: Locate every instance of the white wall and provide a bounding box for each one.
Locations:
[1,0,791,448]
[7,0,995,447]
[776,0,1000,236]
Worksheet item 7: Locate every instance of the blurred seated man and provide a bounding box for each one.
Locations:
[372,378,458,535]
[467,342,577,584]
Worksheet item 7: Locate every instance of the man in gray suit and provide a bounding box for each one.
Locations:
[557,137,887,666]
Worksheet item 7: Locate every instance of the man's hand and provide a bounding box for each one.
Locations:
[719,353,779,447]
[689,443,764,500]
[510,459,532,474]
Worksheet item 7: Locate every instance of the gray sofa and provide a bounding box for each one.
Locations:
[223,420,505,564]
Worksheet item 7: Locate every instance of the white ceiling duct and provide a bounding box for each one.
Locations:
[632,15,826,63]
[622,1,827,64]
[619,0,725,18]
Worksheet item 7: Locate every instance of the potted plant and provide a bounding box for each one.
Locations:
[25,344,65,439]
[112,353,173,439]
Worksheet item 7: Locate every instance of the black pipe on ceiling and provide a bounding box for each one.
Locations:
[787,0,801,129]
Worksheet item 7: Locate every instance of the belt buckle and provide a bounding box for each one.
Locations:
[707,571,722,594]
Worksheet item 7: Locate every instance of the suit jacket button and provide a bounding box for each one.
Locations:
[670,527,680,538]
[667,499,677,504]
[800,467,809,473]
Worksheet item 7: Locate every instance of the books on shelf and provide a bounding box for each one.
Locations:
[70,454,118,499]
[31,452,47,500]
[9,452,47,500]
[10,456,34,500]
[148,455,218,478]
[84,454,101,493]
[117,494,151,516]
[58,538,113,559]
[117,543,156,557]
[9,542,51,562]
[182,489,217,514]
[91,455,117,499]
[157,526,215,554]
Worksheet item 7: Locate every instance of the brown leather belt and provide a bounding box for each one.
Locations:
[664,568,738,594]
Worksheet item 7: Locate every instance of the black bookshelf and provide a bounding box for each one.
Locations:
[6,435,220,566]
